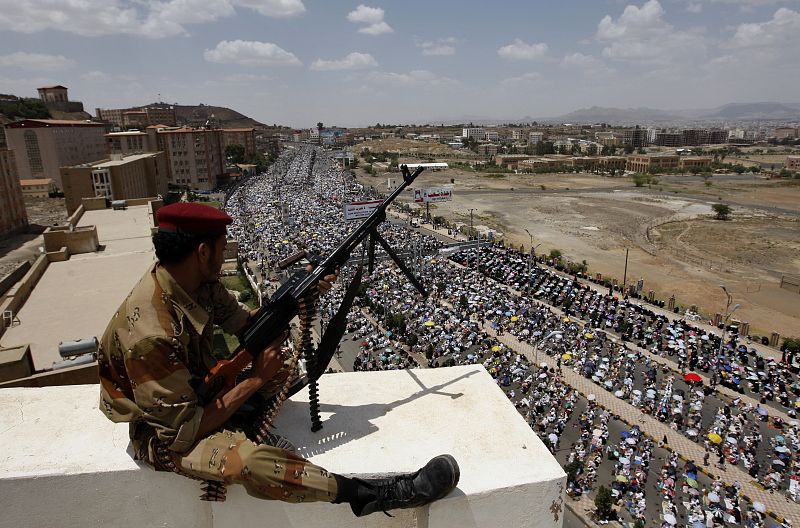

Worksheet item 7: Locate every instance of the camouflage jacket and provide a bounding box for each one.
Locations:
[98,263,250,464]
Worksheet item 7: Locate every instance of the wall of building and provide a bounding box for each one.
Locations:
[43,225,98,254]
[0,345,34,383]
[0,149,28,238]
[0,255,49,339]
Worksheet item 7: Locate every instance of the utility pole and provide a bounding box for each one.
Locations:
[716,285,740,372]
[468,208,476,240]
[622,248,629,292]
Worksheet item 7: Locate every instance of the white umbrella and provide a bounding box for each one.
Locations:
[632,389,642,396]
[615,390,624,398]
[626,437,636,445]
[753,502,766,513]
[593,429,603,437]
[587,394,596,401]
[663,513,677,525]
[619,456,630,464]
[548,433,558,444]
[708,492,720,503]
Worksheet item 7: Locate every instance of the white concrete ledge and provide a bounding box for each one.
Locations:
[0,365,565,528]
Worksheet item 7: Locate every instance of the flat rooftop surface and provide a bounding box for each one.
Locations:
[0,365,564,490]
[0,205,155,370]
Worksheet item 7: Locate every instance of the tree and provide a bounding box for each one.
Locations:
[623,144,635,154]
[316,122,323,145]
[632,173,648,187]
[595,485,614,521]
[225,143,245,164]
[712,203,732,220]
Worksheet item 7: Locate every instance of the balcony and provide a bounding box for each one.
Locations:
[0,365,565,528]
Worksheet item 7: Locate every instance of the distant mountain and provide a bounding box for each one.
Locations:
[165,103,266,129]
[699,102,800,120]
[550,105,680,124]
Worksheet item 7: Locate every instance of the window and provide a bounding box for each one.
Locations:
[24,131,43,172]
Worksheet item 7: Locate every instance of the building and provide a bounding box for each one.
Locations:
[774,127,799,140]
[221,128,256,157]
[682,129,709,146]
[597,156,627,172]
[511,130,525,141]
[528,132,543,146]
[153,127,225,191]
[485,131,499,142]
[19,178,56,198]
[595,132,621,147]
[4,119,106,189]
[105,131,148,155]
[708,130,729,144]
[678,157,713,171]
[477,144,498,156]
[623,127,649,148]
[626,154,679,173]
[96,105,177,128]
[655,132,682,147]
[60,153,168,214]
[0,149,28,238]
[787,156,800,170]
[462,127,485,141]
[36,85,84,113]
[494,154,536,169]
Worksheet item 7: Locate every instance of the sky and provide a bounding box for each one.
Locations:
[1,0,799,128]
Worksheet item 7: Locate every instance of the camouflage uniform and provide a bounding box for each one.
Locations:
[98,263,337,503]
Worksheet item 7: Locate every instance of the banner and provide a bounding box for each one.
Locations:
[344,200,382,221]
[414,187,453,203]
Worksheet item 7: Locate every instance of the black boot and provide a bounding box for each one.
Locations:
[349,454,460,517]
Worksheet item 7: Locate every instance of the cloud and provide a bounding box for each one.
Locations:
[232,0,305,17]
[499,72,541,89]
[497,39,548,60]
[204,40,301,66]
[81,71,113,82]
[686,3,703,13]
[311,52,377,71]
[204,73,271,86]
[0,0,304,38]
[347,4,393,35]
[0,52,75,71]
[595,0,706,64]
[417,37,457,56]
[364,69,459,89]
[728,7,800,49]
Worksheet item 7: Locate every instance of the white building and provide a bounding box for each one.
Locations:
[528,132,544,146]
[485,131,499,142]
[462,127,486,141]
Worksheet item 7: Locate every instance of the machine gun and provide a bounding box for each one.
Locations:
[200,164,428,433]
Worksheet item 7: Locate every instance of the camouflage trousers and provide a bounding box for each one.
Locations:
[177,429,338,503]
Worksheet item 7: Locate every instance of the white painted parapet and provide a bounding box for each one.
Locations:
[0,365,565,528]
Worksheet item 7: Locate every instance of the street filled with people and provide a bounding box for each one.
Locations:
[225,147,795,527]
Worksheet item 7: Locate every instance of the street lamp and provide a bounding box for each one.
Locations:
[468,208,476,240]
[524,228,541,286]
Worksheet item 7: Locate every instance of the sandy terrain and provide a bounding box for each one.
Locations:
[356,167,800,338]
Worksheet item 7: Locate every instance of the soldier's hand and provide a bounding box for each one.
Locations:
[307,264,338,295]
[251,331,288,382]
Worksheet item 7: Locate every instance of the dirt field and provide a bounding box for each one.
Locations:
[357,167,800,338]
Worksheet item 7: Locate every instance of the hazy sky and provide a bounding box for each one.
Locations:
[1,0,798,127]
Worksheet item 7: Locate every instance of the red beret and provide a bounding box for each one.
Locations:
[156,202,232,235]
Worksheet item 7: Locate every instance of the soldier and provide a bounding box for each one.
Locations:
[98,202,459,516]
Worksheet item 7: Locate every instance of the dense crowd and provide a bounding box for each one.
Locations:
[224,147,795,527]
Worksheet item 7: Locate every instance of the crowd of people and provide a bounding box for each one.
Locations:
[223,147,794,527]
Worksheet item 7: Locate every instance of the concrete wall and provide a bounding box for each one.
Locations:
[0,366,565,528]
[0,362,97,388]
[0,344,34,382]
[82,196,108,211]
[43,225,99,254]
[0,261,32,298]
[0,255,49,334]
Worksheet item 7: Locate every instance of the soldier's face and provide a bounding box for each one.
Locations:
[200,234,226,282]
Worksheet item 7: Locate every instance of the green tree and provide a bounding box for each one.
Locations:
[317,122,323,145]
[595,485,614,521]
[623,144,635,155]
[782,337,800,354]
[632,173,648,187]
[225,143,245,164]
[712,203,732,220]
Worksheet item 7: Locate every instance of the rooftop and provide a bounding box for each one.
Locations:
[0,366,565,528]
[0,205,155,370]
[93,153,159,168]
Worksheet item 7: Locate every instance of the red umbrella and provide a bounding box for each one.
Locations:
[684,372,702,383]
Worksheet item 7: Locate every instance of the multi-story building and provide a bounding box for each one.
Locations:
[4,119,106,190]
[655,132,682,147]
[528,132,543,146]
[36,85,85,113]
[708,130,729,144]
[106,131,149,155]
[597,156,627,172]
[462,127,485,141]
[595,132,621,147]
[682,129,709,146]
[774,127,799,140]
[623,127,649,148]
[485,131,499,142]
[153,127,224,191]
[626,154,679,173]
[511,130,525,141]
[60,152,168,214]
[95,105,177,128]
[477,144,498,156]
[0,149,28,238]
[787,156,800,170]
[221,128,256,157]
[678,157,713,171]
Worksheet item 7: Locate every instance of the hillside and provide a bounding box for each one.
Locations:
[0,95,92,122]
[168,104,266,129]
